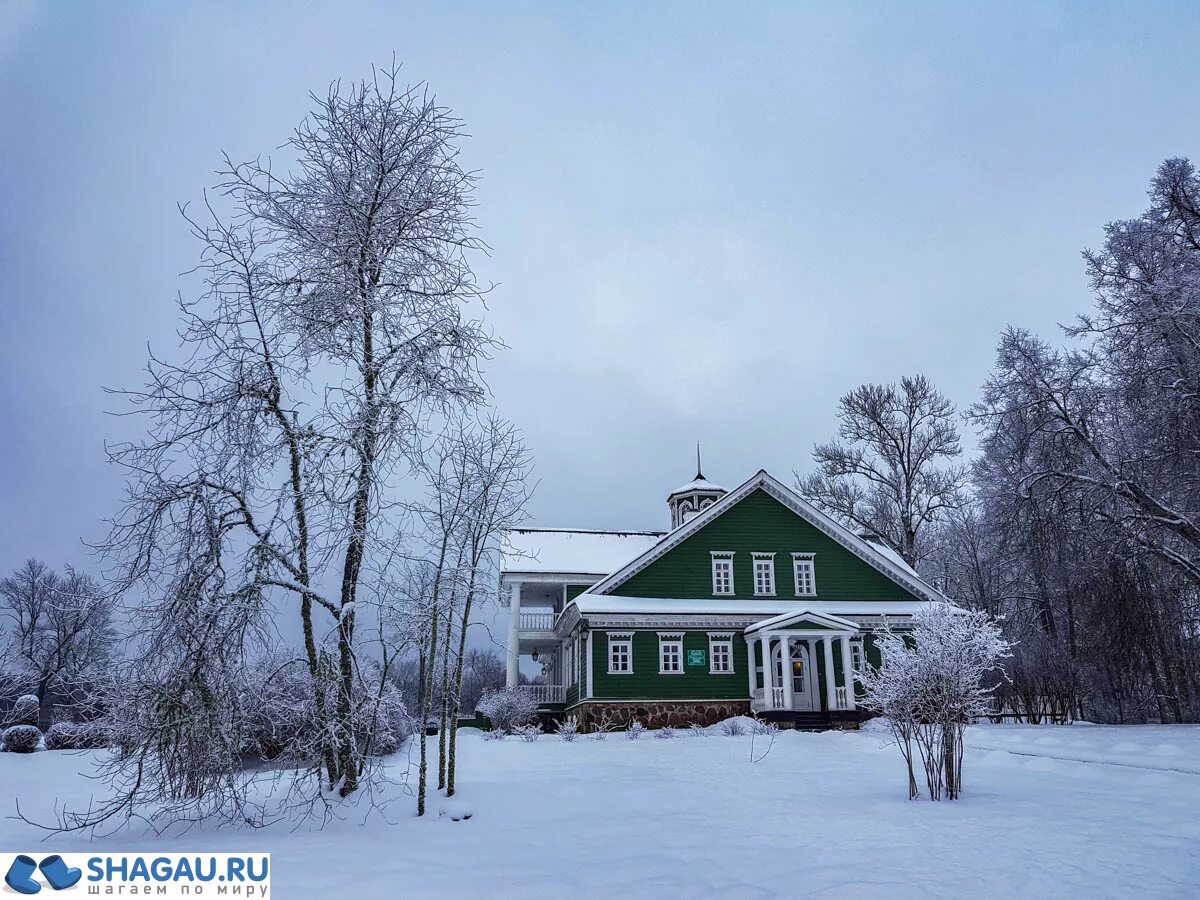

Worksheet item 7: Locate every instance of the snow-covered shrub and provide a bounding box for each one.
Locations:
[483,727,506,742]
[655,726,676,740]
[11,694,39,727]
[3,724,41,753]
[687,723,706,738]
[591,728,607,741]
[555,717,579,742]
[513,723,541,743]
[625,720,645,740]
[751,718,778,736]
[476,688,538,733]
[719,718,746,737]
[860,604,1009,801]
[367,729,400,757]
[44,722,81,751]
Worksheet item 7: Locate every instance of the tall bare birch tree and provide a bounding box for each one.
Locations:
[99,62,494,814]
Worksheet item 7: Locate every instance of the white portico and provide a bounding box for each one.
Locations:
[744,609,862,714]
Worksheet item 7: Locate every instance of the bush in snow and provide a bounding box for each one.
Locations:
[10,694,39,728]
[859,604,1009,801]
[3,724,41,753]
[512,723,541,743]
[751,718,778,736]
[367,729,400,757]
[687,723,706,738]
[44,722,81,751]
[483,727,506,742]
[625,720,645,740]
[654,726,676,740]
[555,717,579,742]
[719,718,746,737]
[476,688,538,734]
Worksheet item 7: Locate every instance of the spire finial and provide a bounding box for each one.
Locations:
[695,441,704,480]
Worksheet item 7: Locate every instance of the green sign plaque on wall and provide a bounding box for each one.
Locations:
[687,649,706,667]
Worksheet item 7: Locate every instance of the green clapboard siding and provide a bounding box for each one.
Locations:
[591,630,749,700]
[615,489,916,601]
[564,583,594,604]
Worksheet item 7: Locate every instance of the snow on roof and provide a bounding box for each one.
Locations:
[866,541,920,579]
[668,476,726,497]
[501,528,665,576]
[570,594,934,617]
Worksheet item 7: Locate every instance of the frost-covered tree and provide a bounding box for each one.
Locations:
[0,560,115,718]
[860,604,1009,800]
[797,375,967,566]
[97,60,495,817]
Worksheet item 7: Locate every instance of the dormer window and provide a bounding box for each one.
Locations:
[752,553,776,596]
[792,553,817,597]
[711,552,735,595]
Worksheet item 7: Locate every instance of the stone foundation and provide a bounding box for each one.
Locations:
[565,699,752,732]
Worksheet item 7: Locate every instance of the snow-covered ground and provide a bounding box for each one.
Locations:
[3,722,1199,898]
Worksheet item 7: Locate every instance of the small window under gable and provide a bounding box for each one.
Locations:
[659,633,684,674]
[792,553,817,597]
[608,632,633,674]
[711,552,735,595]
[752,552,776,596]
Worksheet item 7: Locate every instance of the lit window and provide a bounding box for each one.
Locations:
[709,634,734,674]
[659,634,684,674]
[608,633,633,674]
[851,640,865,674]
[792,554,817,597]
[711,552,734,595]
[752,553,776,596]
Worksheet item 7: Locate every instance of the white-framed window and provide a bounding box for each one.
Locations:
[711,552,735,595]
[792,553,817,597]
[608,632,633,674]
[709,633,734,674]
[851,640,865,674]
[752,553,776,596]
[658,633,684,674]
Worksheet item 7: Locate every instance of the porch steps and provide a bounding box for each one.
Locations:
[759,711,840,731]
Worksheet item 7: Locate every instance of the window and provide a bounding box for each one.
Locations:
[709,633,734,674]
[608,633,633,674]
[792,553,817,597]
[752,553,776,596]
[659,634,684,674]
[851,640,865,674]
[711,552,734,595]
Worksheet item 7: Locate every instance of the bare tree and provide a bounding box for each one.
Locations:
[797,375,967,566]
[97,60,495,818]
[0,560,115,718]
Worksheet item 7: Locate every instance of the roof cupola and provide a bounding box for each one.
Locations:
[667,445,727,528]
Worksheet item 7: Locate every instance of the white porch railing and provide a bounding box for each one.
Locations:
[517,683,565,705]
[518,611,557,631]
[835,686,849,710]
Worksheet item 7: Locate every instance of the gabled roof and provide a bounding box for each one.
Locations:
[583,469,947,603]
[500,528,665,577]
[744,608,861,634]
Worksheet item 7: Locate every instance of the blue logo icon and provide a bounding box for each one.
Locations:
[4,855,82,894]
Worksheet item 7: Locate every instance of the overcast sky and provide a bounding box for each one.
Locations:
[4,1,1200,583]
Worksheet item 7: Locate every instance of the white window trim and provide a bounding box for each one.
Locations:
[607,632,634,675]
[792,552,818,597]
[710,551,735,596]
[708,632,735,675]
[850,639,865,674]
[752,552,776,597]
[658,632,684,675]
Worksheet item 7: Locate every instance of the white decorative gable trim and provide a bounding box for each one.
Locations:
[744,608,861,635]
[584,469,946,603]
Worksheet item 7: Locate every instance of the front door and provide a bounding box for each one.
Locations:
[773,641,816,711]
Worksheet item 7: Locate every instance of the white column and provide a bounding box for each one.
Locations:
[839,635,856,711]
[780,636,795,710]
[505,580,521,688]
[761,636,776,708]
[745,637,757,698]
[822,637,837,711]
[585,630,594,700]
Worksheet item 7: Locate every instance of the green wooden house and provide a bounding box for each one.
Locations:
[501,468,942,730]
